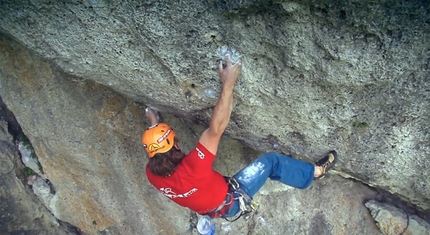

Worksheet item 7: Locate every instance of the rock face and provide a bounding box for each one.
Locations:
[0,119,80,235]
[365,200,430,235]
[0,0,429,234]
[0,31,387,235]
[0,33,185,234]
[1,0,428,209]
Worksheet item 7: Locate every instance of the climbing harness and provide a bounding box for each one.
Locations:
[224,177,259,222]
[205,177,259,222]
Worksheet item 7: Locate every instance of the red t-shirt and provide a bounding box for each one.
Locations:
[146,142,228,214]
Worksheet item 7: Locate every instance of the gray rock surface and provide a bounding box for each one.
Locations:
[0,31,389,235]
[365,200,430,235]
[0,121,80,235]
[0,0,429,234]
[0,0,428,211]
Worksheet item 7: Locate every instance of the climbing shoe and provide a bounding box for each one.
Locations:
[314,150,337,179]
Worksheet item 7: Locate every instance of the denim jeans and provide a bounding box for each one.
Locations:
[223,152,315,217]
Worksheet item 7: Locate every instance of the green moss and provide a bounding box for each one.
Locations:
[20,134,44,174]
[353,121,369,129]
[23,167,36,177]
[19,135,32,154]
[37,161,44,174]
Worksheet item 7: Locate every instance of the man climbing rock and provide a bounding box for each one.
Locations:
[142,54,337,220]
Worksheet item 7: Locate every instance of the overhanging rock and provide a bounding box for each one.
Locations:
[0,0,428,212]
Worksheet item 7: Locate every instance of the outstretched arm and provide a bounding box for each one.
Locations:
[199,54,242,155]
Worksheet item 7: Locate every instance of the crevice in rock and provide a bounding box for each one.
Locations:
[0,96,21,142]
[339,168,430,223]
[0,96,84,235]
[373,189,430,223]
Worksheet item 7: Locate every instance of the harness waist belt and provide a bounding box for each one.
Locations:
[205,179,236,218]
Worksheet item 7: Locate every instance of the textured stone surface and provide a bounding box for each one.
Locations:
[0,121,79,235]
[0,0,429,234]
[0,33,186,234]
[366,200,409,235]
[0,0,428,210]
[365,200,430,235]
[0,32,388,235]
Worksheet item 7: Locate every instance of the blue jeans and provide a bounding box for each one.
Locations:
[223,152,315,217]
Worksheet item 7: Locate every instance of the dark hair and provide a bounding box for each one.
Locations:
[147,145,185,177]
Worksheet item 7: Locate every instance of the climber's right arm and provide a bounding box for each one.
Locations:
[199,54,242,155]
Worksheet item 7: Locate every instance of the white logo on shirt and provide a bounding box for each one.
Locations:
[159,187,197,199]
[196,147,205,159]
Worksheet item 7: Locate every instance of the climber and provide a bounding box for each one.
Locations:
[142,54,337,220]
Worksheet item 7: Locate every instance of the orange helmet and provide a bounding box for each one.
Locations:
[142,123,176,158]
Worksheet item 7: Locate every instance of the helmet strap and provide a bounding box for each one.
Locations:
[147,123,159,130]
[174,143,181,151]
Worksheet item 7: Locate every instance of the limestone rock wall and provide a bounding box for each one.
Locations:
[0,119,80,235]
[0,33,387,234]
[0,32,191,234]
[0,0,429,233]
